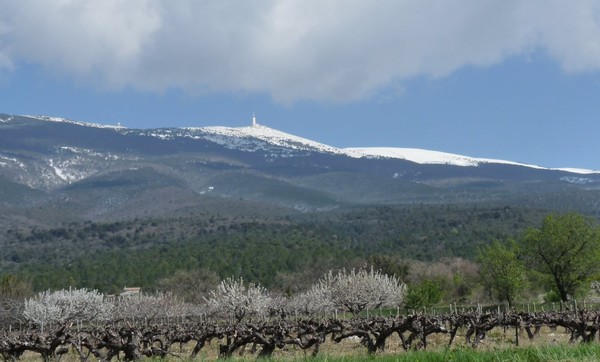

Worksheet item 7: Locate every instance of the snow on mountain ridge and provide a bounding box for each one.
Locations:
[188,124,363,157]
[191,126,600,174]
[346,147,600,175]
[22,115,599,175]
[344,147,532,167]
[25,115,127,130]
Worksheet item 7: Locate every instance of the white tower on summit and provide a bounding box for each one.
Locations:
[252,113,257,127]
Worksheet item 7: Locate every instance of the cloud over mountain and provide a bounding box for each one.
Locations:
[1,1,600,103]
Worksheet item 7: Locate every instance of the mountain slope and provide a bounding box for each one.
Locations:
[2,113,600,223]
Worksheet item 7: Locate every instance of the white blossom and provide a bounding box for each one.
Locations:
[205,277,272,322]
[288,281,335,317]
[297,268,406,316]
[23,288,113,325]
[113,292,198,322]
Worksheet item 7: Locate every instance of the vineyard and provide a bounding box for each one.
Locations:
[2,309,600,361]
[2,214,600,362]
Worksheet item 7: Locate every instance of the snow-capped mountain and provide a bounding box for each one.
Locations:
[122,117,599,175]
[19,114,600,174]
[196,125,355,156]
[2,113,600,219]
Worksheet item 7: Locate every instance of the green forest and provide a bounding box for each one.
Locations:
[0,203,560,298]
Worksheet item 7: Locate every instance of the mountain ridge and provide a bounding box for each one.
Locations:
[2,113,600,224]
[19,114,599,174]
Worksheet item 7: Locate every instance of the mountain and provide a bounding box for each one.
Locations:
[5,113,600,292]
[1,113,600,225]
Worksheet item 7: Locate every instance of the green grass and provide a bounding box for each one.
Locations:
[296,344,600,362]
[133,343,600,361]
[17,342,600,361]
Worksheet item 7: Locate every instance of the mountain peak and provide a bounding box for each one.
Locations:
[194,124,356,156]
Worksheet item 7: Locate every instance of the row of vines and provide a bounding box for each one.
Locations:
[2,309,600,361]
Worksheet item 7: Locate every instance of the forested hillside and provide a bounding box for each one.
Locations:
[0,203,550,293]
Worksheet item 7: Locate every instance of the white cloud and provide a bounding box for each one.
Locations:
[0,19,13,71]
[530,1,600,72]
[0,0,161,84]
[1,0,600,102]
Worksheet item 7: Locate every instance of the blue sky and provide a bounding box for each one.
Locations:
[2,1,600,169]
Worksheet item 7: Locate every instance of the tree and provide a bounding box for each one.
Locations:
[0,274,32,327]
[522,213,600,302]
[205,277,272,322]
[289,279,335,317]
[368,255,409,281]
[404,279,443,309]
[0,274,32,299]
[156,268,220,304]
[23,288,113,325]
[113,292,197,322]
[477,240,526,305]
[313,268,406,315]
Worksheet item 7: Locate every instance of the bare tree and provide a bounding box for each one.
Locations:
[205,277,272,322]
[23,288,113,325]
